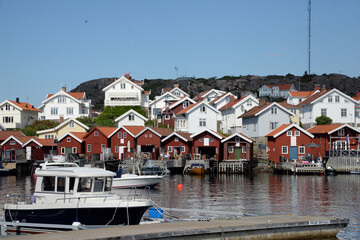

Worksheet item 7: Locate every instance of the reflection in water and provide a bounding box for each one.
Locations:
[0,174,358,239]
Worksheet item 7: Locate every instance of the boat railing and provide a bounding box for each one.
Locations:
[5,194,42,205]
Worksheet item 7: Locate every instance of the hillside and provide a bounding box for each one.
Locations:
[71,73,360,109]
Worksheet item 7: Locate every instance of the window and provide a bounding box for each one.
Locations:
[115,146,119,153]
[149,134,152,138]
[94,131,99,136]
[299,146,305,154]
[242,146,247,153]
[181,146,185,152]
[51,107,58,115]
[58,96,66,103]
[69,122,75,128]
[5,105,10,111]
[338,129,345,136]
[287,131,292,136]
[183,101,189,108]
[199,118,206,127]
[61,147,65,154]
[328,96,332,102]
[42,176,55,191]
[235,137,240,142]
[270,122,278,130]
[341,108,347,117]
[66,107,73,115]
[128,114,134,121]
[321,108,327,116]
[335,96,340,102]
[199,138,203,142]
[168,146,173,152]
[87,144,91,152]
[282,146,288,154]
[210,138,214,142]
[295,131,300,136]
[120,83,126,89]
[165,115,170,120]
[101,144,106,150]
[72,147,77,153]
[3,116,13,123]
[175,137,179,142]
[271,107,277,114]
[67,137,71,142]
[200,105,206,113]
[247,100,252,106]
[123,132,127,138]
[228,146,234,153]
[10,141,16,145]
[145,134,148,138]
[118,132,122,138]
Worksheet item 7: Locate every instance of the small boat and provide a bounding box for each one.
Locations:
[187,163,205,175]
[140,160,170,176]
[350,168,360,174]
[113,167,163,189]
[0,162,9,176]
[4,162,152,228]
[324,166,337,176]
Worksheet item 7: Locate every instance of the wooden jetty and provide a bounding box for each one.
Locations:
[218,160,249,174]
[277,162,324,175]
[2,215,349,240]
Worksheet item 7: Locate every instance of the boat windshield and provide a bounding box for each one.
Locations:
[78,177,112,192]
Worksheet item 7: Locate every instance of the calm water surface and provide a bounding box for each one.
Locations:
[0,173,359,239]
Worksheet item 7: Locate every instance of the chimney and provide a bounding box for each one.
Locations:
[356,92,360,99]
[16,97,20,103]
[61,86,66,92]
[321,84,326,91]
[174,84,179,88]
[314,84,320,91]
[259,99,267,107]
[124,73,132,80]
[60,116,64,123]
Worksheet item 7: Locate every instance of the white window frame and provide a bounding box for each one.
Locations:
[94,131,99,137]
[321,108,327,116]
[128,114,135,121]
[199,118,206,127]
[335,96,340,102]
[165,115,170,120]
[72,147,77,153]
[287,131,292,136]
[87,144,91,152]
[66,107,73,115]
[168,146,173,152]
[10,141,16,145]
[61,147,65,154]
[69,122,75,128]
[341,108,347,117]
[338,129,345,137]
[299,146,305,154]
[123,132,127,138]
[183,101,189,108]
[200,105,206,113]
[228,146,234,153]
[295,131,300,136]
[242,146,247,153]
[175,137,179,142]
[181,146,185,152]
[282,146,288,154]
[67,137,71,142]
[328,96,332,103]
[115,146,119,153]
[271,107,277,114]
[118,132,122,138]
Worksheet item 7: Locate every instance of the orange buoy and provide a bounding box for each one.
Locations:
[177,184,183,191]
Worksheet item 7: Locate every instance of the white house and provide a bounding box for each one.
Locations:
[209,92,236,110]
[102,74,150,109]
[353,93,360,129]
[239,102,295,138]
[193,89,226,103]
[38,87,91,121]
[0,98,41,129]
[286,90,319,105]
[258,84,296,99]
[148,92,179,120]
[175,101,220,134]
[219,95,259,134]
[161,84,189,98]
[114,109,148,127]
[298,89,358,129]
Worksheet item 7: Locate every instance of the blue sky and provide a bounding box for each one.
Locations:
[1,0,359,107]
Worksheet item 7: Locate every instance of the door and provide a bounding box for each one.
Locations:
[289,146,297,160]
[234,147,242,160]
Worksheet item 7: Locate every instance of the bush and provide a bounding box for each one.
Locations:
[315,116,332,125]
[95,106,147,127]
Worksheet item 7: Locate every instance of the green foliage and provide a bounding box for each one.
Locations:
[315,116,333,125]
[145,119,155,127]
[95,106,146,127]
[76,116,93,125]
[21,120,60,136]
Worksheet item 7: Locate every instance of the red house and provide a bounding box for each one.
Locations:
[1,136,39,161]
[22,138,56,160]
[83,127,116,160]
[109,126,145,160]
[161,132,192,159]
[0,131,25,160]
[221,132,255,161]
[190,130,225,161]
[266,124,314,164]
[136,127,174,159]
[159,97,196,128]
[57,132,87,156]
[307,124,360,157]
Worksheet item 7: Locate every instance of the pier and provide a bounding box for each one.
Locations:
[2,215,349,240]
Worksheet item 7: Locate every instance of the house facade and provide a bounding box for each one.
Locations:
[193,89,226,103]
[221,133,255,161]
[266,124,314,164]
[37,118,89,140]
[0,99,40,129]
[190,130,224,161]
[148,92,179,120]
[286,90,319,105]
[38,87,91,121]
[161,84,189,98]
[161,132,192,159]
[83,127,116,160]
[22,138,56,160]
[102,74,150,109]
[57,132,87,156]
[258,84,296,99]
[159,97,196,128]
[114,109,148,127]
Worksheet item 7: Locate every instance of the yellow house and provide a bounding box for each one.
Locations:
[279,102,300,126]
[37,118,89,140]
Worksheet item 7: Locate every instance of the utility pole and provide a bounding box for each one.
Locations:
[308,0,311,75]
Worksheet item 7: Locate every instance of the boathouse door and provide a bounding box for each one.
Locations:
[289,146,297,160]
[234,147,242,160]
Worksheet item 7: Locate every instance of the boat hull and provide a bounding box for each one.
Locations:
[4,206,149,226]
[188,168,205,175]
[113,175,163,189]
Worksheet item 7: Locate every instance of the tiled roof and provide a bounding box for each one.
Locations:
[219,96,246,111]
[14,136,36,145]
[35,138,57,146]
[0,131,25,141]
[288,90,317,98]
[265,124,292,137]
[162,88,172,93]
[278,101,299,109]
[353,96,360,101]
[149,127,174,137]
[46,92,85,100]
[297,90,330,106]
[70,132,87,141]
[238,102,272,118]
[8,101,41,112]
[176,102,201,115]
[265,84,294,90]
[177,132,193,141]
[96,127,117,137]
[307,124,343,134]
[123,126,146,136]
[193,90,211,101]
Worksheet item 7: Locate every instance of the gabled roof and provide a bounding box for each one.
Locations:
[0,100,41,112]
[265,123,314,138]
[1,135,35,146]
[22,137,57,147]
[41,90,83,106]
[167,87,189,97]
[84,126,117,139]
[297,89,358,106]
[219,95,259,111]
[278,101,300,109]
[58,132,87,143]
[0,131,24,141]
[135,127,174,138]
[149,92,179,107]
[114,109,148,123]
[161,132,193,142]
[46,92,85,100]
[238,102,294,118]
[36,118,89,135]
[307,124,360,135]
[221,132,255,143]
[288,90,318,98]
[102,76,144,92]
[176,101,220,116]
[193,89,226,101]
[209,92,235,105]
[167,96,196,110]
[260,83,294,91]
[190,129,225,140]
[108,125,146,138]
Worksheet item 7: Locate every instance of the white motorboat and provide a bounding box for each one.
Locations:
[112,168,163,189]
[4,162,152,227]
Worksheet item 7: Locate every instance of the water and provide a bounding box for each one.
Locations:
[0,173,359,239]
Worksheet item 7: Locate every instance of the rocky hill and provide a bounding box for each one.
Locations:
[71,74,360,109]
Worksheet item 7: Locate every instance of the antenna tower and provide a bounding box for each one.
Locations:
[308,0,311,75]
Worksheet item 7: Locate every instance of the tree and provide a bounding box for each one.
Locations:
[95,106,146,127]
[315,116,332,125]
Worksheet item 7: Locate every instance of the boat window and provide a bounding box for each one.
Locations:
[78,177,92,192]
[57,177,66,192]
[42,176,55,191]
[105,177,112,191]
[69,177,75,192]
[93,177,105,192]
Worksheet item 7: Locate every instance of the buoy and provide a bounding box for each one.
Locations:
[177,184,183,191]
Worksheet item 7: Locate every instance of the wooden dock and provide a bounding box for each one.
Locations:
[218,160,249,174]
[2,215,349,240]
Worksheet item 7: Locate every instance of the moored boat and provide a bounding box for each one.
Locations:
[187,163,205,175]
[113,168,163,189]
[3,162,152,227]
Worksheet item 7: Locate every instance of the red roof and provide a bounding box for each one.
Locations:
[149,127,174,137]
[176,132,193,141]
[70,132,87,141]
[238,102,272,118]
[33,138,57,146]
[297,90,330,106]
[288,90,317,98]
[123,126,146,136]
[176,102,201,115]
[265,84,294,91]
[219,96,246,111]
[0,131,25,141]
[8,101,41,112]
[46,92,85,100]
[307,124,343,134]
[265,124,292,137]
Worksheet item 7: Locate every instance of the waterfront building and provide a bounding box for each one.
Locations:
[161,132,192,159]
[22,138,56,160]
[1,135,43,161]
[258,84,296,99]
[57,132,87,156]
[38,87,91,121]
[266,124,314,164]
[83,126,116,160]
[0,98,40,129]
[114,109,148,127]
[36,118,89,140]
[221,132,255,161]
[190,129,225,161]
